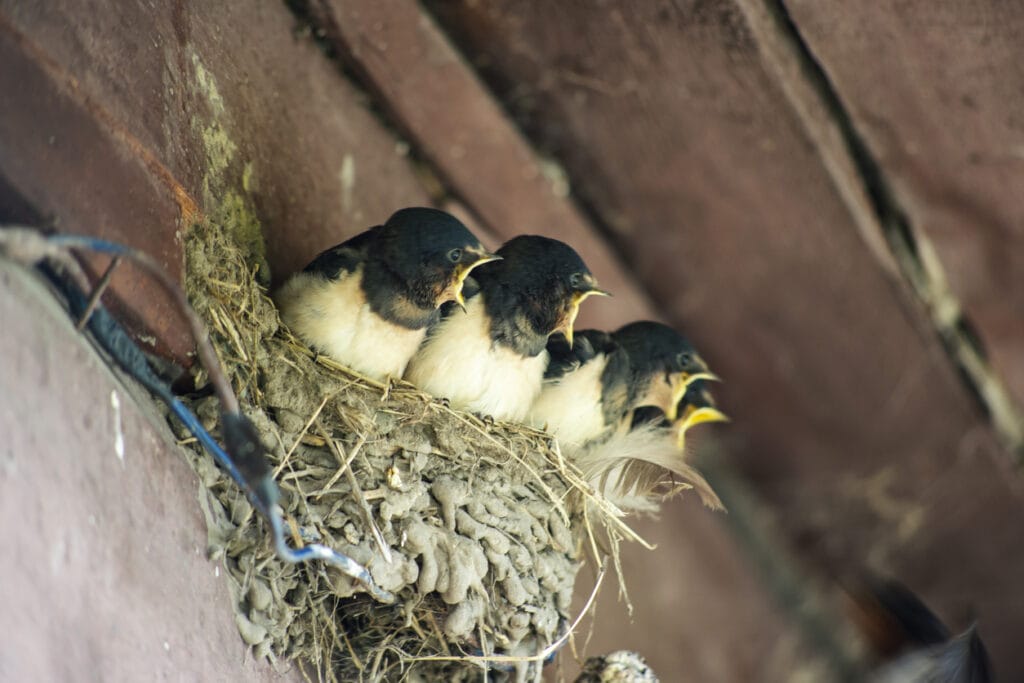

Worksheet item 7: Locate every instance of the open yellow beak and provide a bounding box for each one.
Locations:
[665,371,719,422]
[555,287,610,347]
[675,406,730,450]
[449,251,502,311]
[685,371,721,388]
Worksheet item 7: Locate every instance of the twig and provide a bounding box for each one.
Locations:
[313,431,366,499]
[317,422,392,564]
[276,393,333,478]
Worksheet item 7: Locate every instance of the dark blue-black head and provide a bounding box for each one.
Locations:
[846,576,993,683]
[613,321,719,421]
[472,235,609,352]
[371,207,500,311]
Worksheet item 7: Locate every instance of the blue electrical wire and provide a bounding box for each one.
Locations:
[35,238,395,604]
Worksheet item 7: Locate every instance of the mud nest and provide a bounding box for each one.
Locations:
[175,221,643,682]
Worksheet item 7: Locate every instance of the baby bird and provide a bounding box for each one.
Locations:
[530,321,717,452]
[541,322,726,512]
[403,235,608,422]
[274,207,498,381]
[634,378,729,449]
[612,321,716,424]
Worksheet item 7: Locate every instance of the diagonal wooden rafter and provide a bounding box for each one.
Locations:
[298,0,660,331]
[735,0,1024,459]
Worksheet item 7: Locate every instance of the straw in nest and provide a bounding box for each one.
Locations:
[174,220,646,682]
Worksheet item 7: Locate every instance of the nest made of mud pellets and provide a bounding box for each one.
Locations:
[176,221,641,682]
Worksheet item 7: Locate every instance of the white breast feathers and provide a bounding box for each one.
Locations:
[275,268,427,381]
[404,296,547,422]
[528,353,610,452]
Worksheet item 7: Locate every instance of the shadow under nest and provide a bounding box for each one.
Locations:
[177,221,648,682]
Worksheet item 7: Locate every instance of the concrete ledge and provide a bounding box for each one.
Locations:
[0,258,300,682]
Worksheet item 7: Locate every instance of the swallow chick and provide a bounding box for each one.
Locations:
[568,323,726,512]
[527,329,632,450]
[403,235,608,422]
[530,321,720,451]
[274,207,498,381]
[612,321,719,424]
[632,377,729,451]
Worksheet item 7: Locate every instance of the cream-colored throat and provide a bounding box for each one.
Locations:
[275,268,428,381]
[404,296,547,422]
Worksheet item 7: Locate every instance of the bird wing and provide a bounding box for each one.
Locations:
[301,228,376,280]
[544,329,615,380]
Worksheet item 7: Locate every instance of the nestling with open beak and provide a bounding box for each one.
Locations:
[633,376,729,435]
[274,207,498,381]
[530,321,723,451]
[403,235,609,422]
[555,322,726,512]
[612,321,720,424]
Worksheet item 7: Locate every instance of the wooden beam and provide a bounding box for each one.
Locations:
[306,0,659,330]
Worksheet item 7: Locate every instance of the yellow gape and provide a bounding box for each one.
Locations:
[675,405,729,451]
[666,370,720,421]
[555,287,611,347]
[441,249,502,311]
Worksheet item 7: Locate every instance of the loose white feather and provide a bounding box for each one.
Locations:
[574,422,723,514]
[275,268,427,381]
[404,296,547,422]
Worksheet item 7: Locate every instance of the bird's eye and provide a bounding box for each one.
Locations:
[447,248,463,263]
[677,351,692,367]
[569,272,584,288]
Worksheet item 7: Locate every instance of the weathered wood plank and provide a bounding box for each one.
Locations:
[0,3,758,681]
[581,497,822,681]
[786,0,1024,429]
[427,2,1024,677]
[0,18,193,360]
[305,0,658,329]
[0,0,435,348]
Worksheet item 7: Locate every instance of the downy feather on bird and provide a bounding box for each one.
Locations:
[575,420,724,514]
[528,330,632,450]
